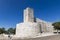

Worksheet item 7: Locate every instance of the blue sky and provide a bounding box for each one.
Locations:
[0,0,60,28]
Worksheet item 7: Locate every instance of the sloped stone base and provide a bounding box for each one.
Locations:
[16,22,40,38]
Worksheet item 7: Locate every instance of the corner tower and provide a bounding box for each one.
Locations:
[24,7,34,22]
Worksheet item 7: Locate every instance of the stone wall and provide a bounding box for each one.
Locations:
[16,22,40,37]
[24,7,34,22]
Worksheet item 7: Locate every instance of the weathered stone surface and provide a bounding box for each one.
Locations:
[36,18,53,32]
[24,7,34,22]
[16,22,40,37]
[15,7,54,38]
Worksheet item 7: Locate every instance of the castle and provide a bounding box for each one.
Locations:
[15,7,53,38]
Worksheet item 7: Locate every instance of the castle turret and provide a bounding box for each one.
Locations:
[24,7,34,22]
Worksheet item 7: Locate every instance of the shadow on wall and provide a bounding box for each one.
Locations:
[34,18,36,22]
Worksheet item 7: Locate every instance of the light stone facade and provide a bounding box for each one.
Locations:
[24,7,34,22]
[36,18,53,33]
[16,7,54,38]
[16,22,40,37]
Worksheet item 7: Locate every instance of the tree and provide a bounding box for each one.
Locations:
[0,27,16,34]
[0,28,6,34]
[7,28,16,34]
[13,28,16,34]
[52,22,60,33]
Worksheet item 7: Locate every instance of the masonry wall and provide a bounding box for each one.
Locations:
[24,8,34,22]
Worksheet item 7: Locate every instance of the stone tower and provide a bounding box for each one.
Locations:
[15,7,40,37]
[24,7,34,22]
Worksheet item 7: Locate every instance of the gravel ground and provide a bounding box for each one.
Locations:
[0,35,60,40]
